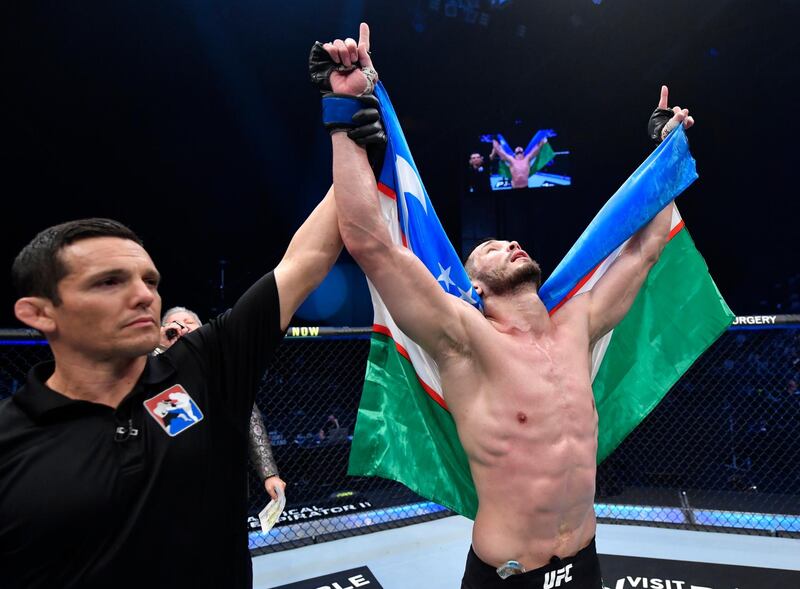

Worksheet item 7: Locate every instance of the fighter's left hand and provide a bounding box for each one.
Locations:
[657,85,695,140]
[264,475,286,501]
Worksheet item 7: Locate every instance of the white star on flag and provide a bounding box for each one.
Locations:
[457,286,477,304]
[436,263,456,291]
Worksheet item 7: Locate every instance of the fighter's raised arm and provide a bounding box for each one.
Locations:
[522,136,548,164]
[585,86,696,343]
[491,138,513,163]
[314,23,473,360]
[273,184,341,330]
[584,202,674,343]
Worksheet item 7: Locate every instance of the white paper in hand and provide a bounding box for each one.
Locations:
[258,484,286,533]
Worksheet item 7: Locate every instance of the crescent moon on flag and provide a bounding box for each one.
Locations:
[395,155,428,215]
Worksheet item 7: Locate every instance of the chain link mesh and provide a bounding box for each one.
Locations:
[245,332,448,554]
[2,322,798,555]
[0,340,52,399]
[596,325,800,537]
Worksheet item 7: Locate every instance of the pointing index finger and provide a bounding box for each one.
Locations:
[359,22,370,53]
[658,85,669,110]
[357,22,373,69]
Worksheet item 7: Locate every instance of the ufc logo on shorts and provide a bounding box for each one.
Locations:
[543,564,573,588]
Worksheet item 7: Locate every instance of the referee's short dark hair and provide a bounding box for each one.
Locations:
[12,218,144,304]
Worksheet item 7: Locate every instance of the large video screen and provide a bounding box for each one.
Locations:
[466,129,571,192]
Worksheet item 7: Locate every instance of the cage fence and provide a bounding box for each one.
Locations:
[1,317,798,555]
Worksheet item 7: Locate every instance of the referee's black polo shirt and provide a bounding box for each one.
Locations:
[0,272,284,589]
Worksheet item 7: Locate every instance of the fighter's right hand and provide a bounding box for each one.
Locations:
[309,23,377,96]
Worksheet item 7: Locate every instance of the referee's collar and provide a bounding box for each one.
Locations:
[14,354,177,420]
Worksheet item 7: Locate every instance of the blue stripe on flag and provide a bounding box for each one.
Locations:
[523,129,557,156]
[374,82,482,311]
[538,125,698,311]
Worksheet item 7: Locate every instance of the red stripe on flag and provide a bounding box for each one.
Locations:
[548,221,687,316]
[548,261,603,316]
[377,182,396,200]
[372,324,449,411]
[372,324,392,338]
[668,219,685,241]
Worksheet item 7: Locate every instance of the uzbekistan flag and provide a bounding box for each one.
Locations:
[347,82,734,518]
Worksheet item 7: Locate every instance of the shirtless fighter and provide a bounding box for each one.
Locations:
[491,136,550,189]
[316,24,694,588]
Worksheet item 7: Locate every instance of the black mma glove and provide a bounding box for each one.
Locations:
[309,41,336,93]
[647,107,674,144]
[309,41,379,96]
[310,41,386,175]
[349,96,387,176]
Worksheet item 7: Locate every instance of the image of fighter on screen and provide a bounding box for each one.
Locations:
[489,130,565,189]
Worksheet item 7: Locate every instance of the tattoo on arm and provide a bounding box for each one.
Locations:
[248,405,279,480]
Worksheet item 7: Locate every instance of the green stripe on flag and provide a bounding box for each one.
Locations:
[498,161,511,179]
[530,142,555,174]
[593,227,735,461]
[348,332,479,518]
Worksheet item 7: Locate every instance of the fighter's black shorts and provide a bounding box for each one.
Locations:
[461,537,603,589]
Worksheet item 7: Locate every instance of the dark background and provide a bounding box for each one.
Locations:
[3,0,798,326]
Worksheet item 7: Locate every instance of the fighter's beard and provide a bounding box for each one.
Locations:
[481,259,542,296]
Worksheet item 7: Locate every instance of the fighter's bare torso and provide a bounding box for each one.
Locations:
[324,27,687,580]
[440,294,598,571]
[507,158,533,189]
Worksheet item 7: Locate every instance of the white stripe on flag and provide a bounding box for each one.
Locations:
[586,206,684,380]
[372,188,445,404]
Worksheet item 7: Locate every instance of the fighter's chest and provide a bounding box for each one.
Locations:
[483,331,588,386]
